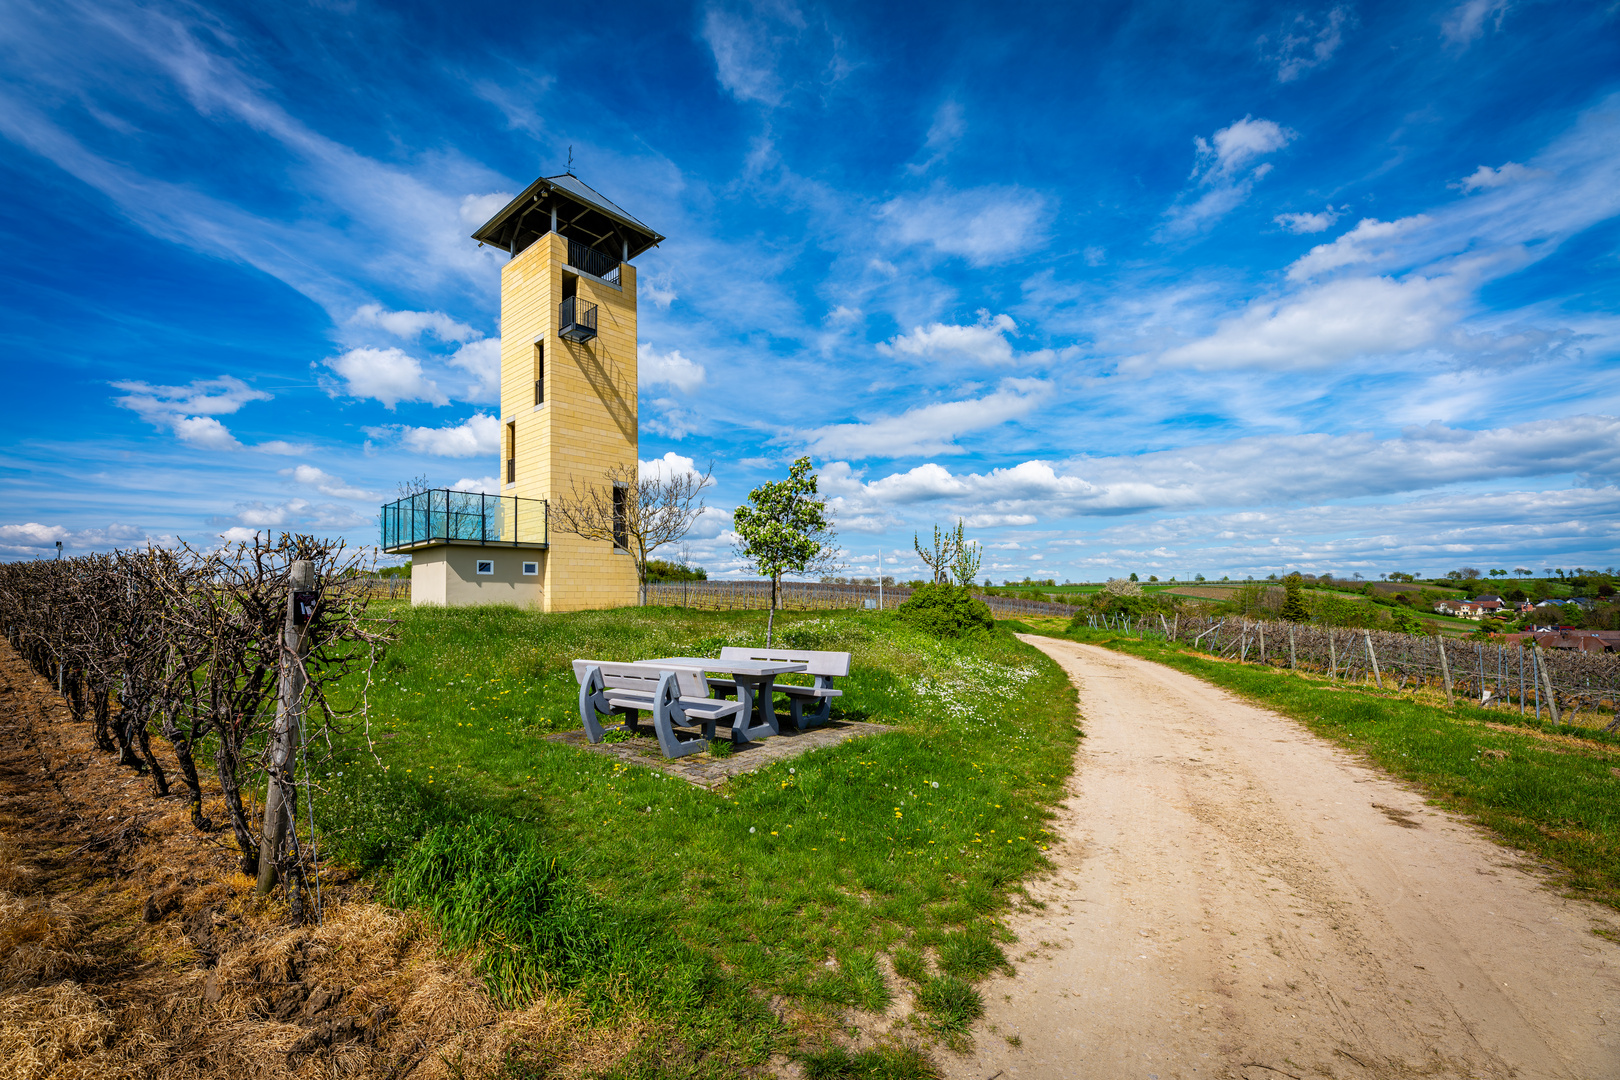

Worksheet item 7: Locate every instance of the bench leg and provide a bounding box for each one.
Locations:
[652,673,709,758]
[729,677,780,744]
[579,666,608,743]
[788,694,833,730]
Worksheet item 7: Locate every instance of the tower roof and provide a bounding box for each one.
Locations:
[471,173,664,261]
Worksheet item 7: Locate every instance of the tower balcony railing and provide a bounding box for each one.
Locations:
[559,295,598,343]
[380,489,548,552]
[566,237,622,283]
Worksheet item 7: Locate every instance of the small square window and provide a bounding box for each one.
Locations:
[475,560,494,575]
[522,561,538,576]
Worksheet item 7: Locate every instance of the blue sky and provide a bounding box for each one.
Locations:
[2,0,1617,581]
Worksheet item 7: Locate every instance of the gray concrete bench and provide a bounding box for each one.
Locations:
[706,647,851,730]
[572,660,745,759]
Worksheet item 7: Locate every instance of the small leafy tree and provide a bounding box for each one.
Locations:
[733,457,839,645]
[914,524,957,584]
[552,460,714,605]
[949,520,981,587]
[1280,573,1309,622]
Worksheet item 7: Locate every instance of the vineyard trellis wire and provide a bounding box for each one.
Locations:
[645,579,1083,619]
[0,534,391,923]
[1084,612,1620,731]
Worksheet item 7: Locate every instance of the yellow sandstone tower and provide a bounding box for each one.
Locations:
[383,174,663,611]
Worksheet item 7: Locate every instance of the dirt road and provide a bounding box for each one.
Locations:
[946,636,1619,1080]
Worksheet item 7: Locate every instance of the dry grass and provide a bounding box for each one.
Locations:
[0,642,610,1080]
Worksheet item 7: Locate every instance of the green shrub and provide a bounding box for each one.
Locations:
[894,584,995,637]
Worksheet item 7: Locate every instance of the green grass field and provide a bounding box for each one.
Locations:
[319,604,1079,1077]
[1028,623,1620,913]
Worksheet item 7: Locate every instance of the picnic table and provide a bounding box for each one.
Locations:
[636,655,806,745]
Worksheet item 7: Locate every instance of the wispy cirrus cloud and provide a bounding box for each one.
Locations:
[1158,117,1294,238]
[795,379,1047,459]
[113,375,271,450]
[1441,0,1511,47]
[1265,6,1354,83]
[879,185,1048,266]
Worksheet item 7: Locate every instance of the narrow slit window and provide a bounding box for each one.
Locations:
[612,483,629,551]
[533,340,544,405]
[505,421,516,484]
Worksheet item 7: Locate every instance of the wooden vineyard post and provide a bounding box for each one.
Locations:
[1437,636,1455,707]
[1534,644,1561,726]
[1328,632,1337,680]
[1518,646,1526,716]
[1258,622,1266,665]
[1288,624,1296,669]
[258,559,315,896]
[1364,630,1382,689]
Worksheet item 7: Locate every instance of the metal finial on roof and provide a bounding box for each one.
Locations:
[567,145,574,175]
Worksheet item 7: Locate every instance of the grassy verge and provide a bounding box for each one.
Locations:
[1017,623,1620,912]
[318,605,1079,1075]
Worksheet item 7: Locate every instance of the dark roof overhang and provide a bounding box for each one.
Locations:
[471,174,664,261]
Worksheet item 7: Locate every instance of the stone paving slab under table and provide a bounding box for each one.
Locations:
[545,718,893,789]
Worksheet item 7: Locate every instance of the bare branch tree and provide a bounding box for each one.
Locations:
[551,460,714,605]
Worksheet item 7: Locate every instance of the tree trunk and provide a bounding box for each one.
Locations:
[215,738,259,876]
[162,710,213,831]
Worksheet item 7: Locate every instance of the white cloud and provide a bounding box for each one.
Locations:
[348,303,480,343]
[964,513,1037,528]
[1441,0,1511,46]
[451,476,500,494]
[644,397,704,440]
[1083,246,1106,266]
[1269,6,1352,83]
[449,338,502,402]
[279,464,373,500]
[797,380,1047,459]
[459,192,512,228]
[0,5,511,320]
[1160,117,1294,237]
[1285,215,1430,280]
[641,273,678,309]
[638,343,707,393]
[834,416,1620,520]
[255,440,312,455]
[170,415,242,450]
[395,413,501,457]
[879,310,1018,365]
[908,99,965,174]
[1274,206,1343,234]
[322,347,448,409]
[1149,273,1464,371]
[113,375,270,448]
[702,4,791,105]
[1456,161,1547,192]
[1194,117,1293,182]
[639,452,713,485]
[0,521,147,557]
[879,186,1048,266]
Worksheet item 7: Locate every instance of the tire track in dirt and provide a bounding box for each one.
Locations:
[945,636,1619,1080]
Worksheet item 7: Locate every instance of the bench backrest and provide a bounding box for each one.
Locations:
[717,646,851,678]
[572,660,709,697]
